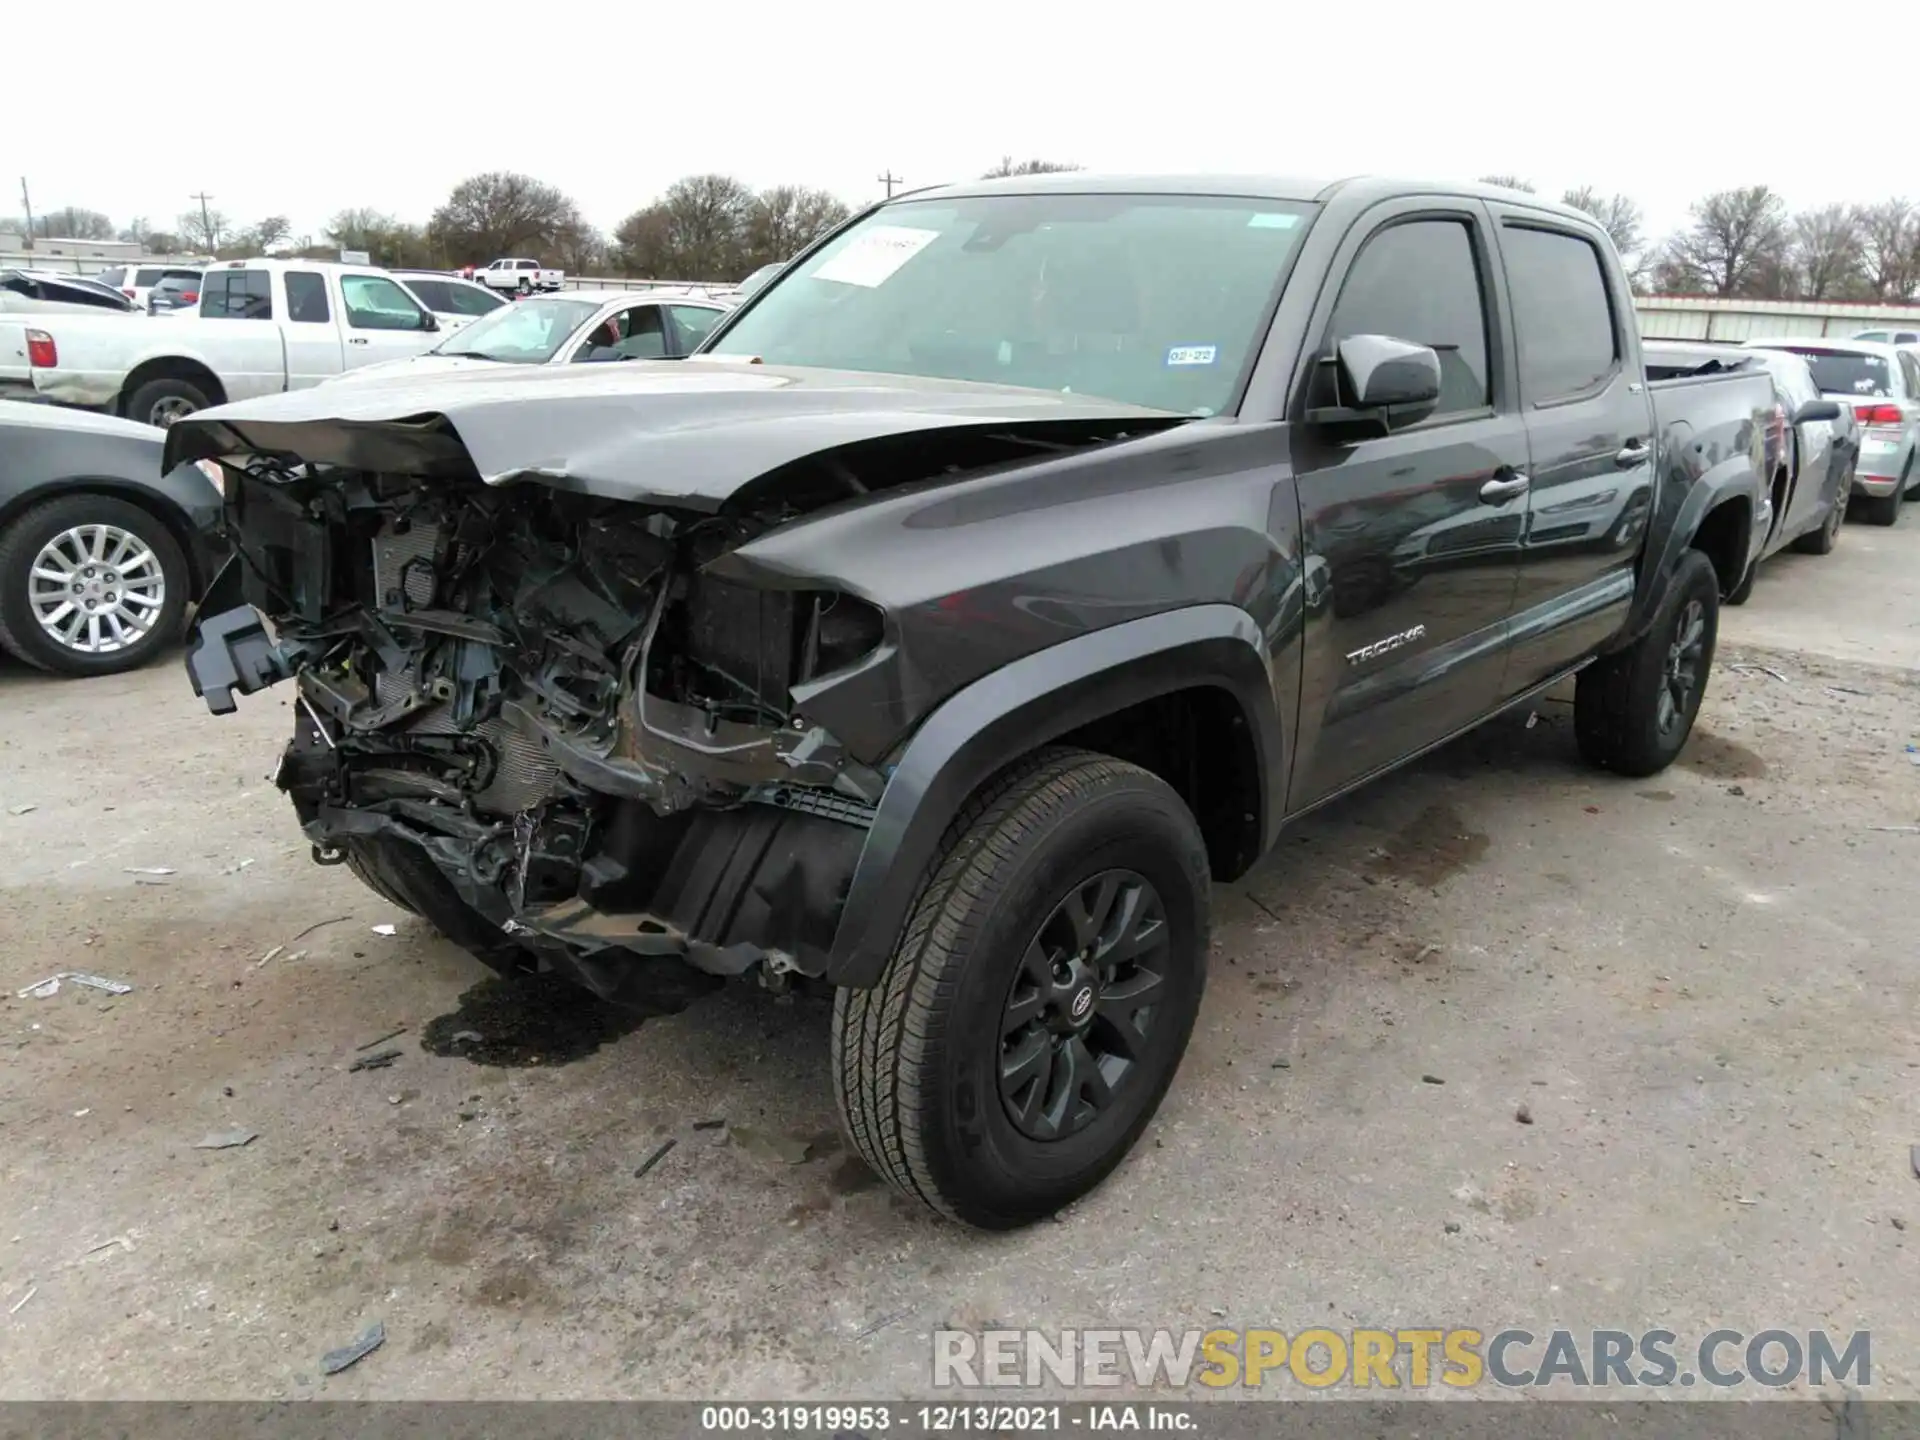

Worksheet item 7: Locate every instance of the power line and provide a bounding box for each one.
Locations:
[877,170,902,199]
[18,177,33,249]
[190,190,215,247]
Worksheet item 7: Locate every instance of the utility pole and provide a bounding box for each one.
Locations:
[877,170,902,199]
[18,177,33,250]
[190,191,215,250]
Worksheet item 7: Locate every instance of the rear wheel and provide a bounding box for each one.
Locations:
[833,749,1211,1229]
[336,835,532,976]
[123,376,211,428]
[0,494,188,676]
[1574,548,1718,778]
[1793,472,1848,555]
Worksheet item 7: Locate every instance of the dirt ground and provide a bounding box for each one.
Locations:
[2,514,1918,1400]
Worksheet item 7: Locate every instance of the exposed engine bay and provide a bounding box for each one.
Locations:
[191,461,898,999]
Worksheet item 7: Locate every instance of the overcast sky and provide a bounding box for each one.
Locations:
[14,0,1880,251]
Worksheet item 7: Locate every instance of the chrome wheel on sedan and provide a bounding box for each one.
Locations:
[30,523,167,654]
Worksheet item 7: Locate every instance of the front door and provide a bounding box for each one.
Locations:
[1288,204,1529,810]
[338,273,438,371]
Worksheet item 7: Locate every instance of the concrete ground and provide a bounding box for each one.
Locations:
[2,511,1918,1401]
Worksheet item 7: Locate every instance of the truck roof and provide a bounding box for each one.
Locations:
[204,257,389,275]
[904,172,1599,225]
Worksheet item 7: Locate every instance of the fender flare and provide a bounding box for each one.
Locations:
[824,603,1281,988]
[1620,459,1760,646]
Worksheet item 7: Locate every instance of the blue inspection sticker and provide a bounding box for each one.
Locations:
[1248,212,1301,229]
[1166,344,1219,368]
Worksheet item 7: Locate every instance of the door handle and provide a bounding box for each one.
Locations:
[1479,472,1530,504]
[1615,439,1651,467]
[348,337,368,346]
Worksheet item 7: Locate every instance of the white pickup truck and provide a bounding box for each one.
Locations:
[13,259,449,426]
[473,257,565,294]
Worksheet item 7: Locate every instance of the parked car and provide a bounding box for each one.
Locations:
[1744,337,1920,525]
[1645,342,1854,582]
[323,289,729,384]
[388,271,508,329]
[1852,327,1920,345]
[147,274,201,315]
[177,174,1770,1230]
[92,264,205,312]
[1,269,137,315]
[18,259,446,427]
[719,261,785,303]
[472,258,564,294]
[0,402,224,675]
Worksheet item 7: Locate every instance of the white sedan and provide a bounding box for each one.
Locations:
[326,289,732,385]
[389,271,509,332]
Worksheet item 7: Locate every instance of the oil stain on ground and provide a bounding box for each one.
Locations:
[1367,803,1490,889]
[422,968,718,1068]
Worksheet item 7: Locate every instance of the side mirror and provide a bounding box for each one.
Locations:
[1794,399,1841,424]
[1307,334,1442,432]
[420,313,439,333]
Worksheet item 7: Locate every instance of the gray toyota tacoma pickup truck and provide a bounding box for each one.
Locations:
[172,174,1774,1229]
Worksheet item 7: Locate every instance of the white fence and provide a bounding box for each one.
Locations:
[1634,296,1920,342]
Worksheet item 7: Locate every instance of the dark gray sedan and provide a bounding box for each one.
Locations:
[0,402,223,675]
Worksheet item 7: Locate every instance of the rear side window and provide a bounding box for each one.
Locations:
[1856,330,1888,343]
[404,279,452,311]
[134,268,165,287]
[447,283,503,315]
[94,267,125,288]
[1501,225,1618,402]
[669,304,725,351]
[285,271,330,323]
[201,268,272,320]
[1330,218,1490,417]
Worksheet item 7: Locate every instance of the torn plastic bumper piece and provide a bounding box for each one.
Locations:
[186,605,298,716]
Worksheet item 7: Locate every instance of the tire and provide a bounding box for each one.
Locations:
[1574,548,1719,778]
[832,748,1211,1229]
[1792,474,1847,555]
[1863,485,1903,527]
[1724,553,1758,605]
[123,376,212,429]
[337,835,532,977]
[515,279,531,296]
[0,494,189,677]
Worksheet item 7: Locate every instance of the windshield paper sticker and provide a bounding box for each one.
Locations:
[810,226,940,288]
[1248,213,1300,229]
[1166,344,1219,367]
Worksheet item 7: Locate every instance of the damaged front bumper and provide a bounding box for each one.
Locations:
[184,461,893,1001]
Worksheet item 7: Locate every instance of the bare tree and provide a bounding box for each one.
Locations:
[249,214,293,253]
[1478,174,1535,193]
[427,171,587,265]
[1856,198,1918,301]
[1656,186,1789,296]
[1788,204,1865,300]
[9,207,115,240]
[551,219,608,277]
[612,174,758,279]
[745,186,851,269]
[325,209,436,267]
[1561,186,1644,262]
[177,206,231,252]
[982,157,1084,178]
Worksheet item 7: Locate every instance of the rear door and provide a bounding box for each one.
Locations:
[1770,356,1830,536]
[281,269,345,385]
[197,264,287,401]
[337,272,438,370]
[1287,200,1529,810]
[1492,213,1652,692]
[666,302,727,355]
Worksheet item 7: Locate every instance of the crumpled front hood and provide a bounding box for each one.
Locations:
[162,360,1178,512]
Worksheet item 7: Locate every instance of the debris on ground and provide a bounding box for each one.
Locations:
[1444,1221,1462,1234]
[8,804,37,816]
[122,867,175,876]
[1826,685,1869,698]
[1909,746,1920,768]
[286,915,353,944]
[1516,1104,1534,1125]
[731,1126,814,1166]
[855,1307,913,1339]
[1422,1074,1446,1086]
[16,972,133,1000]
[79,1235,133,1262]
[1869,826,1920,834]
[691,1118,726,1131]
[633,1138,677,1179]
[319,1320,386,1376]
[8,1285,36,1315]
[1271,1058,1292,1069]
[354,1027,408,1052]
[347,1049,401,1073]
[133,875,170,887]
[1894,1218,1908,1232]
[370,923,398,937]
[1525,711,1539,729]
[1730,663,1790,683]
[194,1128,258,1150]
[221,858,255,875]
[1911,1146,1920,1181]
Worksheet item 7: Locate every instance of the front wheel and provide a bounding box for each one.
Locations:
[833,748,1211,1229]
[1574,548,1719,778]
[0,494,189,676]
[1793,475,1848,555]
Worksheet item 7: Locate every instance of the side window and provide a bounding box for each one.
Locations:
[134,268,165,288]
[285,271,330,324]
[613,305,667,359]
[1899,352,1920,399]
[668,304,724,353]
[1329,218,1490,417]
[450,284,503,315]
[340,274,428,331]
[202,269,273,320]
[1857,331,1888,343]
[1900,331,1920,345]
[404,280,451,311]
[95,267,125,289]
[1500,224,1618,403]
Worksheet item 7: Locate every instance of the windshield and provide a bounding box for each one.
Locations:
[1783,348,1895,398]
[707,193,1315,415]
[429,295,598,362]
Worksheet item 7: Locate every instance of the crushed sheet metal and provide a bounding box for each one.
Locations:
[194,1128,258,1150]
[320,1320,386,1376]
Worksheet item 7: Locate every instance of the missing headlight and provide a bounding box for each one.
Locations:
[797,591,885,683]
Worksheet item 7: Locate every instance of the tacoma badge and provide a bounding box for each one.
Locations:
[1346,624,1427,666]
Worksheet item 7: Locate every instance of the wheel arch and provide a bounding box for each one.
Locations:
[0,479,210,598]
[824,604,1281,989]
[117,357,227,419]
